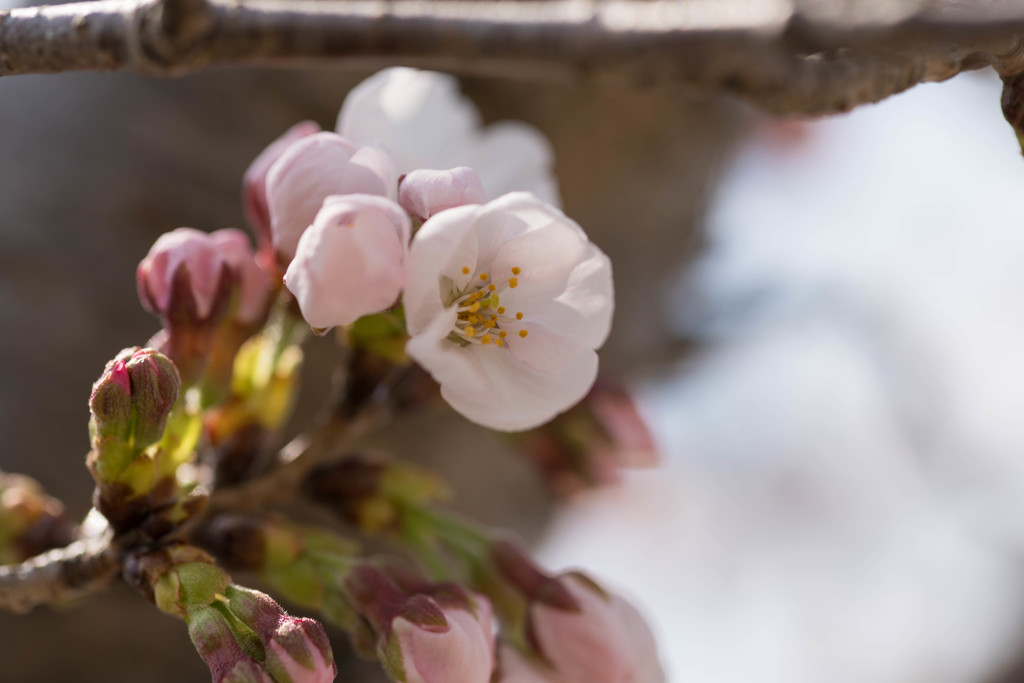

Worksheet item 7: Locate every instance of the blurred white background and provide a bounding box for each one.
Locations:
[538,71,1024,683]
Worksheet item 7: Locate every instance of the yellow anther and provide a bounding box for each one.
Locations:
[481,335,492,345]
[468,302,480,313]
[499,331,507,339]
[497,306,506,315]
[462,267,470,275]
[488,284,496,292]
[515,312,524,320]
[479,273,489,281]
[484,321,496,329]
[519,329,529,338]
[508,278,519,288]
[496,339,504,347]
[465,327,477,337]
[511,266,521,275]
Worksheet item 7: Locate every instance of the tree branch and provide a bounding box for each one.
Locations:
[2,0,1024,114]
[0,527,117,614]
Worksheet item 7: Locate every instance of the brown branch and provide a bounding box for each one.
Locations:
[1,0,1024,114]
[0,527,118,614]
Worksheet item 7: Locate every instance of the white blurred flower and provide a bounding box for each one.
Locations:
[404,192,613,431]
[337,67,561,206]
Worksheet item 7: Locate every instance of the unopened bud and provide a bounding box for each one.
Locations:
[0,473,74,564]
[89,348,181,483]
[189,605,270,683]
[244,121,322,262]
[490,540,578,611]
[126,348,181,446]
[386,594,495,683]
[528,574,665,683]
[265,616,337,683]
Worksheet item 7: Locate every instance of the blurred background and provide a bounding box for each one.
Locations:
[5,1,1024,682]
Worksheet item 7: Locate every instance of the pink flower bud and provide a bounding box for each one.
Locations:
[137,227,232,322]
[587,383,658,469]
[209,229,273,326]
[283,194,410,331]
[266,132,398,260]
[399,167,486,221]
[188,605,269,683]
[265,616,337,683]
[529,574,664,683]
[388,595,496,683]
[495,645,554,683]
[89,347,180,468]
[244,121,322,252]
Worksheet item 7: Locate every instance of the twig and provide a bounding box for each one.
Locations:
[1,0,1024,114]
[0,527,118,614]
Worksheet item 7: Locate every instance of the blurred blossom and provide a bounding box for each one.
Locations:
[337,67,561,206]
[538,72,1024,683]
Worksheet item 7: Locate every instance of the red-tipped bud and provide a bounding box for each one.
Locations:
[89,348,181,480]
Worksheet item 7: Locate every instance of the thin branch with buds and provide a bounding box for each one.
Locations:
[2,0,1024,114]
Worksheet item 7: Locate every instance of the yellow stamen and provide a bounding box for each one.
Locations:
[497,307,506,315]
[488,284,496,292]
[508,278,519,288]
[465,327,477,337]
[499,331,507,339]
[479,273,489,281]
[462,267,470,275]
[467,302,480,313]
[484,321,496,329]
[515,312,524,320]
[511,266,521,275]
[496,339,504,347]
[519,330,529,338]
[481,335,492,345]
[468,316,479,324]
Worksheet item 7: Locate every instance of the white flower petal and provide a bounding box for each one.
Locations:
[404,205,482,336]
[441,349,599,432]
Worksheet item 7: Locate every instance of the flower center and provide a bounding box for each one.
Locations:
[447,266,528,348]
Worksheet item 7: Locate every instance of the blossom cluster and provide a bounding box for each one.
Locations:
[243,67,615,432]
[114,68,659,683]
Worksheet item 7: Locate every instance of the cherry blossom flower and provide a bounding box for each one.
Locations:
[404,192,613,431]
[399,167,487,221]
[266,132,397,260]
[337,67,560,206]
[283,194,410,330]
